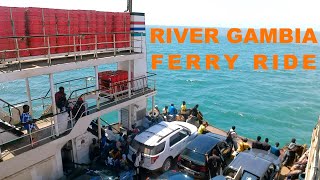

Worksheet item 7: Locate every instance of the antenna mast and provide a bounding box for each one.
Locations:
[127,0,133,12]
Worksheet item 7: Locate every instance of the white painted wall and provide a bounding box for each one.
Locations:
[74,131,97,164]
[3,152,63,180]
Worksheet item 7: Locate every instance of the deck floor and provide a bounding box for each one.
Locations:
[0,50,140,73]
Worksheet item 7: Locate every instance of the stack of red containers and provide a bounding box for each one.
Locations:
[69,10,79,52]
[86,10,97,51]
[0,6,132,59]
[55,9,69,53]
[26,7,47,56]
[96,11,106,49]
[0,6,29,59]
[78,10,88,51]
[98,70,131,94]
[105,12,114,49]
[42,8,56,54]
[114,12,130,48]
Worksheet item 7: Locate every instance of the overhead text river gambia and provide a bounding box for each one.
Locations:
[150,28,318,70]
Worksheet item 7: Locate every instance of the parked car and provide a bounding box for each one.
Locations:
[177,133,232,179]
[127,121,198,172]
[222,149,281,180]
[156,170,194,180]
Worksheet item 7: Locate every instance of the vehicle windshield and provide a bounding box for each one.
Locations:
[181,148,206,166]
[241,171,259,180]
[131,139,164,155]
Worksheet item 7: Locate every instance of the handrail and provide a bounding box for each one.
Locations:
[0,74,156,148]
[0,98,21,124]
[11,76,95,106]
[0,31,135,39]
[68,85,96,102]
[99,118,121,134]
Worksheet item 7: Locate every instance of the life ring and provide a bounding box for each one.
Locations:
[148,109,159,117]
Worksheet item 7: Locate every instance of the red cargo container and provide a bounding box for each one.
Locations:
[69,10,79,52]
[98,70,130,95]
[42,8,56,54]
[0,7,29,58]
[26,7,47,56]
[56,9,69,53]
[114,12,130,48]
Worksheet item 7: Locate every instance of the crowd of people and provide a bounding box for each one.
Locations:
[20,96,308,179]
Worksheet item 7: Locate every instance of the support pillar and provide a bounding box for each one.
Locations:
[49,74,59,137]
[152,96,155,117]
[128,60,132,98]
[94,66,102,141]
[25,78,33,115]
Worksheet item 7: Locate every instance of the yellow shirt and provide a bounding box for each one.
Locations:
[181,104,187,112]
[198,124,206,134]
[237,142,250,152]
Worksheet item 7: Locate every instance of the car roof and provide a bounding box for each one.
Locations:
[158,170,193,180]
[186,133,225,154]
[227,151,274,177]
[134,121,183,146]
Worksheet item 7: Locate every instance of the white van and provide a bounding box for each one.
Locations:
[128,121,197,172]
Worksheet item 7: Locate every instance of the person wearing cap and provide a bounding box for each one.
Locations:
[237,138,250,152]
[55,86,67,112]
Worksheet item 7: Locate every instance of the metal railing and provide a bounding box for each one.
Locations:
[0,32,145,70]
[0,98,21,124]
[0,74,156,160]
[0,76,95,122]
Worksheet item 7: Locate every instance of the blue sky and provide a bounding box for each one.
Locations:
[1,0,318,30]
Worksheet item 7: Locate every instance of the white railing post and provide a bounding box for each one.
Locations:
[94,34,98,58]
[49,73,59,137]
[25,77,33,115]
[80,35,83,59]
[113,33,116,56]
[47,36,52,65]
[73,36,76,61]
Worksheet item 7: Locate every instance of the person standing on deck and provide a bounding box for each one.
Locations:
[207,149,222,177]
[252,136,263,150]
[282,138,298,166]
[55,87,67,112]
[226,126,238,150]
[262,138,271,151]
[20,105,36,145]
[133,149,142,178]
[270,142,281,157]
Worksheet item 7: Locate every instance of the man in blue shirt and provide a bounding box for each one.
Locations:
[270,142,280,157]
[168,104,177,116]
